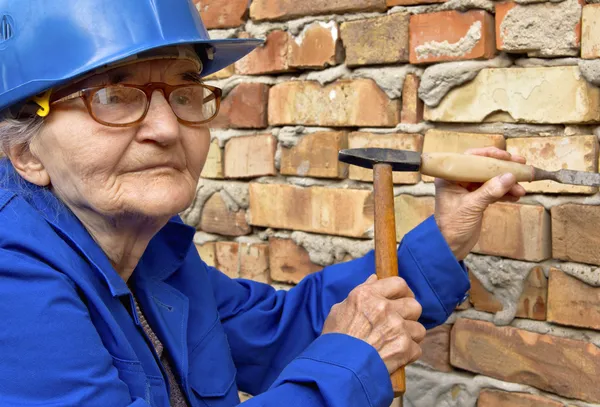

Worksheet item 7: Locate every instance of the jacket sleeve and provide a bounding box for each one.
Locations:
[209,215,470,403]
[0,249,148,407]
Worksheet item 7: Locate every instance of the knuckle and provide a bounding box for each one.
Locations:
[372,300,388,315]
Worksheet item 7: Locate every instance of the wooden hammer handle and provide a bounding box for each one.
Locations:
[420,152,535,183]
[373,163,405,398]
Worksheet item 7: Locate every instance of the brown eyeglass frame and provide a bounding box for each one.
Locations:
[50,82,222,127]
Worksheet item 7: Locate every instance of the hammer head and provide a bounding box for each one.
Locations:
[338,148,421,172]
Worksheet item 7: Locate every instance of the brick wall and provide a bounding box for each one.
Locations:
[188,1,600,406]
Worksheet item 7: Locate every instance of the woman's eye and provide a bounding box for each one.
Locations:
[175,95,191,105]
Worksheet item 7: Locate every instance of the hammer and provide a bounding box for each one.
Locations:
[338,147,600,400]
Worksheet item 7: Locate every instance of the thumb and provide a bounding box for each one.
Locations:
[466,173,516,211]
[364,274,378,284]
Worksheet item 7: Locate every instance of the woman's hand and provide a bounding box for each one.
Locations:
[322,274,426,374]
[434,147,527,261]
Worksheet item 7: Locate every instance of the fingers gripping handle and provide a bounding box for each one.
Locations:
[420,152,535,183]
[373,164,406,398]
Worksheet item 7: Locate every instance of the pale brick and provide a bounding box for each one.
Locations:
[195,0,248,29]
[552,204,600,266]
[388,0,445,5]
[506,136,599,195]
[250,0,386,22]
[200,193,251,236]
[478,390,563,407]
[495,0,582,57]
[289,22,342,68]
[425,67,600,124]
[235,31,294,75]
[394,195,434,242]
[421,325,453,373]
[224,134,277,178]
[340,13,410,67]
[421,129,505,182]
[269,238,322,284]
[227,83,270,129]
[409,11,496,64]
[204,64,235,81]
[195,242,216,267]
[451,318,600,402]
[469,267,547,321]
[582,5,600,59]
[201,139,224,179]
[239,243,270,283]
[280,131,348,179]
[473,203,551,262]
[401,74,424,125]
[249,183,373,238]
[548,268,600,330]
[347,133,423,184]
[269,79,400,127]
[215,242,240,278]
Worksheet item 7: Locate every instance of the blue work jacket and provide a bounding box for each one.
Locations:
[0,160,469,407]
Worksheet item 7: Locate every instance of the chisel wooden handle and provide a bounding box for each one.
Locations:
[420,152,535,183]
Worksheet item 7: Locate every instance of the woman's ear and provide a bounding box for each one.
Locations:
[7,144,50,186]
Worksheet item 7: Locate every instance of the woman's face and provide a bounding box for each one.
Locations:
[28,59,210,220]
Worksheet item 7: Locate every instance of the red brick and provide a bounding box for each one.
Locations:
[279,131,348,179]
[235,31,294,75]
[239,243,270,283]
[401,74,424,124]
[249,183,373,238]
[552,204,600,266]
[215,242,240,278]
[469,267,547,321]
[409,10,496,64]
[340,13,410,66]
[473,203,551,262]
[289,22,342,69]
[548,268,600,330]
[228,83,270,129]
[224,134,277,179]
[478,390,563,407]
[268,79,400,127]
[387,0,445,5]
[421,325,453,372]
[451,318,600,402]
[348,133,423,184]
[195,0,248,29]
[200,193,251,236]
[250,0,386,22]
[269,238,322,284]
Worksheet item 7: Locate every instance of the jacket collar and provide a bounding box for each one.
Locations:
[0,159,195,296]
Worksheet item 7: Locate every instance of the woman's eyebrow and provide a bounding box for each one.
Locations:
[180,71,203,83]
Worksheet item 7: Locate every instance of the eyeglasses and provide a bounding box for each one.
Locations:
[50,82,222,127]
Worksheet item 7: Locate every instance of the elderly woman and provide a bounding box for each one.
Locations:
[0,1,526,406]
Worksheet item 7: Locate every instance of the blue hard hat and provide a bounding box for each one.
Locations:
[0,0,262,117]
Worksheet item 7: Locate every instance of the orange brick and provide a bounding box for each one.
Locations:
[421,129,505,182]
[227,83,270,129]
[469,267,547,321]
[289,21,342,68]
[215,242,240,278]
[224,134,277,178]
[239,243,270,283]
[235,31,294,75]
[249,183,373,238]
[478,390,563,407]
[340,13,410,66]
[421,325,453,372]
[495,0,583,57]
[506,136,599,195]
[409,10,496,64]
[200,193,251,236]
[387,0,445,5]
[451,318,600,402]
[250,0,386,22]
[269,237,322,284]
[347,133,423,184]
[400,74,424,125]
[394,195,434,242]
[196,242,216,267]
[201,139,224,179]
[195,0,248,29]
[269,79,400,127]
[552,204,600,266]
[548,268,600,330]
[473,203,551,262]
[280,131,348,179]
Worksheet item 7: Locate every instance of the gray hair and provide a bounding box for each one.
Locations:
[0,114,44,156]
